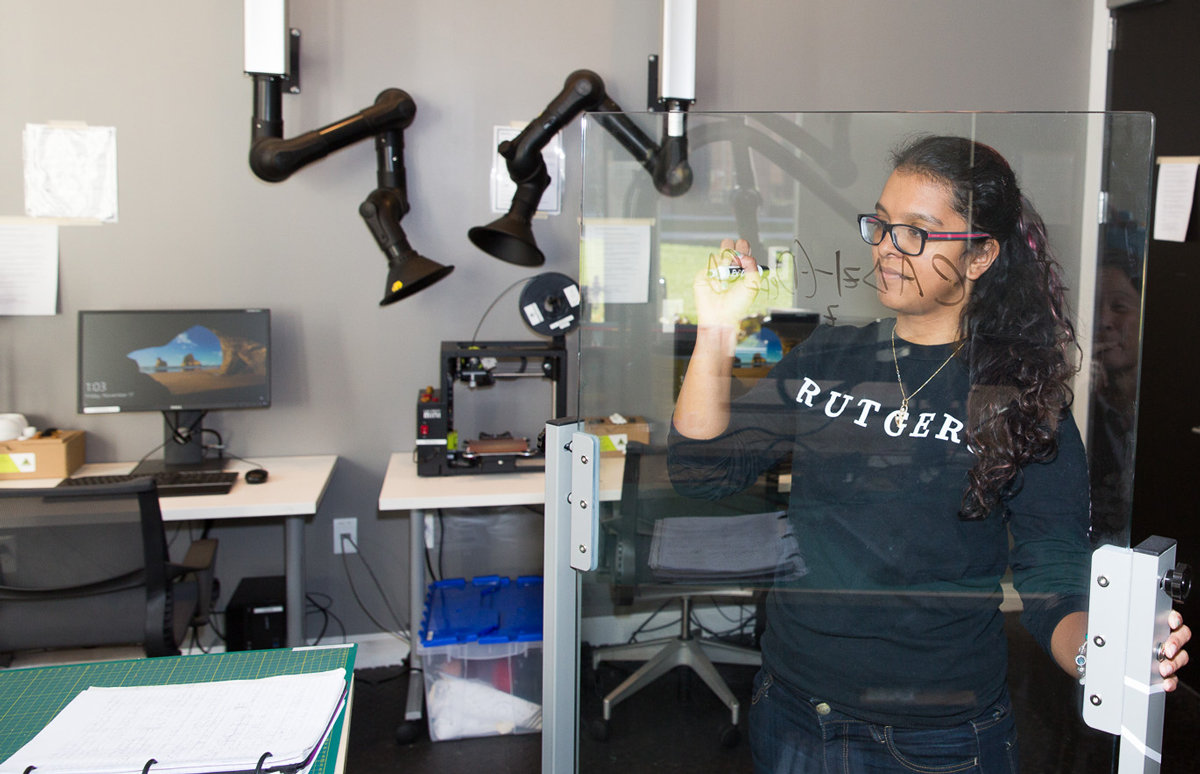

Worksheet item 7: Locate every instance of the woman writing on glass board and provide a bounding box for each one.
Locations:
[668,135,1190,773]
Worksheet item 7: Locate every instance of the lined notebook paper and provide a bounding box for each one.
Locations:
[0,668,347,774]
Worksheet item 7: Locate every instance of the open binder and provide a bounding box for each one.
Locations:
[0,667,349,774]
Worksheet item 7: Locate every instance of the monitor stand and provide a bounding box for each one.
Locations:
[130,410,228,476]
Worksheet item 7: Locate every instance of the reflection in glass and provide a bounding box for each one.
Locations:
[1088,248,1143,548]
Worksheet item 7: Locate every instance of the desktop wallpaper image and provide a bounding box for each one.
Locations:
[126,325,268,396]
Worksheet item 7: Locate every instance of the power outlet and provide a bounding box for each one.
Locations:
[333,518,357,555]
[0,535,14,575]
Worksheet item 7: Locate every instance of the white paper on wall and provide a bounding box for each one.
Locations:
[23,123,119,223]
[0,223,58,316]
[580,219,652,305]
[1152,156,1199,243]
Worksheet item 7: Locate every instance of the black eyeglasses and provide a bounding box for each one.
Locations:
[858,214,991,257]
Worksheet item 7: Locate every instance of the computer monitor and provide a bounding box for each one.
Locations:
[77,309,271,474]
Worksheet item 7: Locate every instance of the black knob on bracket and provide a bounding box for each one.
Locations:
[1163,563,1192,603]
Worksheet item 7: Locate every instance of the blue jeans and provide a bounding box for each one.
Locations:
[748,669,1019,774]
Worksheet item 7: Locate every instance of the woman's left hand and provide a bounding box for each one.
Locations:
[1160,609,1191,691]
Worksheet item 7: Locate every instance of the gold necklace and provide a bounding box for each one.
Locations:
[891,323,966,424]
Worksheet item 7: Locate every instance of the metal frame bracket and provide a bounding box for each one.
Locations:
[1083,535,1184,773]
[568,432,600,572]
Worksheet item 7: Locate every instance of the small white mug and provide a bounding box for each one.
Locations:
[0,414,35,442]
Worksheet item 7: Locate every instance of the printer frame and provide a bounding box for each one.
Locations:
[416,340,568,476]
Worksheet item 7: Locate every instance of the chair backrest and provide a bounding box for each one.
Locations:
[0,478,181,657]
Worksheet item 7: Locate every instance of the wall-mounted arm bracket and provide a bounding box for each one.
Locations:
[248,85,415,183]
[242,1,453,304]
[469,69,693,267]
[284,28,300,94]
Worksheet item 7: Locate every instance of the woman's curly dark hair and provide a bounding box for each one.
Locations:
[891,135,1078,520]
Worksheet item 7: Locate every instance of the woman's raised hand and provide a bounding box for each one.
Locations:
[675,238,762,437]
[693,238,764,329]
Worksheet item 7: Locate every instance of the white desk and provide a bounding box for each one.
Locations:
[377,452,623,727]
[9,455,338,647]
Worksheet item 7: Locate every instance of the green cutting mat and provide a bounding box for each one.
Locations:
[0,645,357,773]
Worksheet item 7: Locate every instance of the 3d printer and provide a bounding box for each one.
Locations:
[416,272,579,476]
[416,341,568,476]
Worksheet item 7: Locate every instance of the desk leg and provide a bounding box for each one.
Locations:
[285,514,306,647]
[406,508,426,722]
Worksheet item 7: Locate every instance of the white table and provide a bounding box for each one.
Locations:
[8,455,338,647]
[377,452,623,728]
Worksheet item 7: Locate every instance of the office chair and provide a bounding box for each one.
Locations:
[590,442,790,747]
[0,478,217,664]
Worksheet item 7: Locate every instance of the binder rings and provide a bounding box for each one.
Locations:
[0,645,356,774]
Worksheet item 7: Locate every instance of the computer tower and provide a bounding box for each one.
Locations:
[225,575,286,651]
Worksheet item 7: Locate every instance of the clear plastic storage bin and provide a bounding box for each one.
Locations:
[418,576,543,741]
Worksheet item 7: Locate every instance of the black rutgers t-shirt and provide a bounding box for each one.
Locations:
[669,320,1090,727]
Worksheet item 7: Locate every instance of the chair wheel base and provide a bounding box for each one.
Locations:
[720,724,741,748]
[395,719,424,745]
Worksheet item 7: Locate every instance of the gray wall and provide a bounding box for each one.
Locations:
[0,0,1097,642]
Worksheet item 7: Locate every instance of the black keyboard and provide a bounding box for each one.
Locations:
[58,470,239,497]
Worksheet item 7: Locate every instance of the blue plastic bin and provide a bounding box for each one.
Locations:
[417,576,543,741]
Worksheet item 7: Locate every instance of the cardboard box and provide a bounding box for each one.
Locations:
[0,430,86,479]
[583,415,650,456]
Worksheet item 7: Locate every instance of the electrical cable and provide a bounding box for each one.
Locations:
[307,592,347,644]
[424,544,439,584]
[632,617,686,639]
[308,591,334,606]
[213,450,269,470]
[325,608,347,643]
[341,549,404,642]
[689,599,757,642]
[339,534,409,644]
[305,604,330,635]
[131,411,209,469]
[342,534,407,631]
[167,410,208,448]
[625,598,677,644]
[133,440,169,469]
[437,509,445,580]
[206,610,227,642]
[707,595,753,625]
[691,615,754,643]
[307,598,329,645]
[471,277,529,342]
[420,507,441,583]
[201,427,224,457]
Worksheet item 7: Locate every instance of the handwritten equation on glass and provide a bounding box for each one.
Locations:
[708,241,968,326]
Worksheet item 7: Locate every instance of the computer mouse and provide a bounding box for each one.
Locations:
[244,468,269,484]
